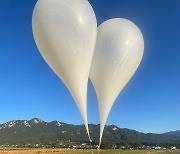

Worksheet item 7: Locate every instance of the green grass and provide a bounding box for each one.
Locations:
[65,149,180,154]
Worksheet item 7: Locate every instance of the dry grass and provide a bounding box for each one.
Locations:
[0,148,89,153]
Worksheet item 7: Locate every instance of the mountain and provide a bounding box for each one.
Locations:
[0,118,180,148]
[163,130,180,137]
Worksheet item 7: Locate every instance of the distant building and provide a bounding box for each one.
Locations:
[171,147,176,150]
[155,147,161,150]
[82,143,88,146]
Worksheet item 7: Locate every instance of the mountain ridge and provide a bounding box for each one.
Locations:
[0,118,180,148]
[163,130,180,137]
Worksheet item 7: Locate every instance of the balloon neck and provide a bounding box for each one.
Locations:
[98,124,105,149]
[85,124,93,147]
[98,140,101,150]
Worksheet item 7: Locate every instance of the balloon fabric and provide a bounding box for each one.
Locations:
[90,18,144,147]
[32,0,97,142]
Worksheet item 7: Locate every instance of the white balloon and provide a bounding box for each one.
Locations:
[32,0,97,141]
[90,18,144,146]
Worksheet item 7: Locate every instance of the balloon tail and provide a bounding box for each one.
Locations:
[85,124,93,148]
[98,137,102,149]
[89,138,93,149]
[98,124,105,149]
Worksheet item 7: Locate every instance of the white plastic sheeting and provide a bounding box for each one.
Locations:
[32,0,97,141]
[90,18,144,146]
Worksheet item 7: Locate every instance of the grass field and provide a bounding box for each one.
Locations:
[0,149,179,154]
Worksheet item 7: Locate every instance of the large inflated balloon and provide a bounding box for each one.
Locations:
[90,18,144,146]
[32,0,97,141]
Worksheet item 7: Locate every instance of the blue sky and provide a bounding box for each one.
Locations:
[0,0,180,133]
